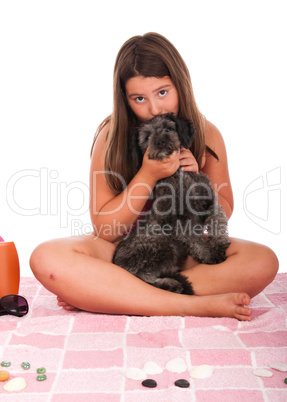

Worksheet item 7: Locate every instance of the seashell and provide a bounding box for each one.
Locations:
[3,377,27,392]
[253,368,273,377]
[125,367,147,380]
[165,358,187,373]
[191,364,214,379]
[142,361,163,375]
[269,362,287,372]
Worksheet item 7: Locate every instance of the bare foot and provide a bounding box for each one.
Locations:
[198,292,252,321]
[57,296,79,311]
[56,292,251,320]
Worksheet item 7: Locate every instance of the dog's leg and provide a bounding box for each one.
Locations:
[152,274,193,295]
[149,175,179,226]
[176,171,230,265]
[189,206,230,264]
[113,233,193,295]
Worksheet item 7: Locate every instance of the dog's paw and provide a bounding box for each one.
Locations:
[152,275,193,295]
[153,278,185,293]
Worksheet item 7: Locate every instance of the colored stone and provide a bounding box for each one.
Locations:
[37,367,46,374]
[175,379,190,388]
[21,362,30,370]
[284,378,287,384]
[1,361,11,367]
[142,379,157,388]
[0,370,10,381]
[36,374,47,381]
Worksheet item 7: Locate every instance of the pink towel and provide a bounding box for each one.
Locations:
[0,274,286,401]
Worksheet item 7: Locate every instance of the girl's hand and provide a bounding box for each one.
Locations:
[139,148,180,182]
[179,147,199,173]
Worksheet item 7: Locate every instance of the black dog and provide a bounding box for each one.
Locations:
[113,114,230,294]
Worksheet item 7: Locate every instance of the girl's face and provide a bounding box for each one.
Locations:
[125,76,179,122]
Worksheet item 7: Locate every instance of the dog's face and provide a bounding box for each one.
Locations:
[137,113,195,161]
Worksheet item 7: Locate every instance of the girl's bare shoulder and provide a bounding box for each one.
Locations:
[200,120,224,170]
[90,121,116,211]
[91,122,110,156]
[205,120,226,155]
[202,119,230,181]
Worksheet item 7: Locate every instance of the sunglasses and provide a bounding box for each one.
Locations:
[0,295,29,317]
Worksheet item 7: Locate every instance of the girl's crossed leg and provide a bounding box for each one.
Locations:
[30,235,278,320]
[182,237,278,298]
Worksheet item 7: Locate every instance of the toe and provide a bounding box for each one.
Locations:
[238,293,250,306]
[235,306,252,321]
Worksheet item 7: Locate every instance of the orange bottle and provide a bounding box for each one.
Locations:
[0,241,20,298]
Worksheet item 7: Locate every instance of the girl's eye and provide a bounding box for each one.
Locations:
[135,97,145,103]
[159,90,167,97]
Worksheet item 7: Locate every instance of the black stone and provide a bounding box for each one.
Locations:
[174,379,190,388]
[142,379,157,388]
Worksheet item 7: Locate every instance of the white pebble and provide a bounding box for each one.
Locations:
[269,362,287,372]
[191,365,214,379]
[3,377,27,392]
[253,368,273,378]
[165,358,187,373]
[142,361,163,375]
[125,367,147,380]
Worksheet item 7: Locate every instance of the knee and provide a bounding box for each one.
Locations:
[254,244,279,285]
[30,241,59,280]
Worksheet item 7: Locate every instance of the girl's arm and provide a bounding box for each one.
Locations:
[89,124,180,242]
[202,120,234,219]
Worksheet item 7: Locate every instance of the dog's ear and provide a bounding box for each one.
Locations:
[167,113,195,149]
[176,118,195,149]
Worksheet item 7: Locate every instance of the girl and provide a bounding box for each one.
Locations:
[30,33,278,320]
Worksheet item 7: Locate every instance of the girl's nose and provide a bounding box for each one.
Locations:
[150,100,162,116]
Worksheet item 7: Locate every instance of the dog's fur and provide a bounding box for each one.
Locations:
[113,113,230,294]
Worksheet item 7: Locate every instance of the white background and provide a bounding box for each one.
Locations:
[0,0,286,276]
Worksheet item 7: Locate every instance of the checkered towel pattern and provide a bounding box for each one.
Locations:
[0,274,286,401]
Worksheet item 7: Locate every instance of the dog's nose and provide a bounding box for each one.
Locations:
[156,140,166,149]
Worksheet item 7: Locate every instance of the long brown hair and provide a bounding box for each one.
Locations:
[91,32,212,194]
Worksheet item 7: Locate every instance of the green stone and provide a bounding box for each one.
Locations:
[36,374,47,381]
[284,377,287,384]
[21,362,30,370]
[37,367,46,374]
[1,361,11,367]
